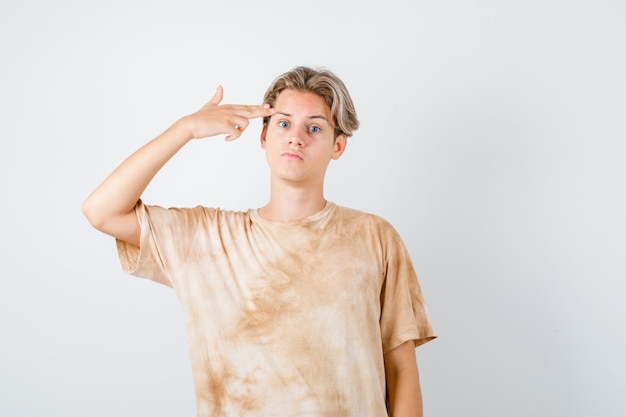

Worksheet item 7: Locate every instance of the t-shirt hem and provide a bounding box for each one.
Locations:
[383,332,437,354]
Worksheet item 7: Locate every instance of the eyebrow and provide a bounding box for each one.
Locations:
[275,111,330,123]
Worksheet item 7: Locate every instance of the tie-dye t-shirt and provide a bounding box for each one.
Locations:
[116,200,436,417]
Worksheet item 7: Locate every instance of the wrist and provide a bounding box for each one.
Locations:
[170,116,197,143]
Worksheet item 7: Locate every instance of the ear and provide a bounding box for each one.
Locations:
[260,124,268,149]
[331,134,347,160]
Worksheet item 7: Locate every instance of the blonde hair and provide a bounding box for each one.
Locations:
[263,66,360,137]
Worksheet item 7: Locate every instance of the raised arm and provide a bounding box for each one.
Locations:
[82,86,274,247]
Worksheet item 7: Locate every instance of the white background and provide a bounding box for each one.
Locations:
[1,0,625,416]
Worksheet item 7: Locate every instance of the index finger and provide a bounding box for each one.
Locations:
[232,103,275,119]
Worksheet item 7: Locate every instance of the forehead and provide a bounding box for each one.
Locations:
[273,89,331,118]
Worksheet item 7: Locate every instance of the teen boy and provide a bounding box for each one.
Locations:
[83,66,436,416]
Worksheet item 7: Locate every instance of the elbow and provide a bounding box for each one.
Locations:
[82,196,105,231]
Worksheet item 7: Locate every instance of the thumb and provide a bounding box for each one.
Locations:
[206,85,224,106]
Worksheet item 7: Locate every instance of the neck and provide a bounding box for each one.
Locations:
[259,180,327,223]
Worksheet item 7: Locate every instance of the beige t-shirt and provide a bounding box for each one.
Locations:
[117,200,436,417]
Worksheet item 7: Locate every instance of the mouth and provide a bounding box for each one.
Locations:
[282,151,303,160]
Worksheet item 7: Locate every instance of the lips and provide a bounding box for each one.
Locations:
[282,151,303,160]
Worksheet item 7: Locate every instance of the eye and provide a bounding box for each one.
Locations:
[278,121,289,128]
[309,125,321,133]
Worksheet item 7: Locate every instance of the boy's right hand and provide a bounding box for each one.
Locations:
[181,85,274,141]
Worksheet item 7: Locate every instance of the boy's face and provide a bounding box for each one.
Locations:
[261,89,346,186]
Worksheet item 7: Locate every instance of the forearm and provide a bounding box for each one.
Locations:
[82,119,192,228]
[384,341,423,417]
[386,366,423,417]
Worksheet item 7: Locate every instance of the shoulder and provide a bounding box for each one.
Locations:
[333,204,393,225]
[332,204,400,236]
[140,202,251,226]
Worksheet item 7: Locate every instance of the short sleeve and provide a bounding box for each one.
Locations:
[115,200,199,288]
[379,224,436,353]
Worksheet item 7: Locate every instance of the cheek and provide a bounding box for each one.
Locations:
[263,135,283,155]
[266,129,289,147]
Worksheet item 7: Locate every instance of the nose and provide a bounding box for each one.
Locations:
[288,132,305,147]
